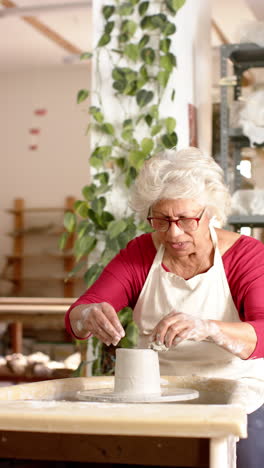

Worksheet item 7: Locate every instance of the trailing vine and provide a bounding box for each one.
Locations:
[60,0,186,372]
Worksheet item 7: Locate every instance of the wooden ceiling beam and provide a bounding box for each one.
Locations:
[212,19,229,45]
[2,0,82,55]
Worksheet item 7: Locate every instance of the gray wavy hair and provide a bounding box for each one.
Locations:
[129,147,232,226]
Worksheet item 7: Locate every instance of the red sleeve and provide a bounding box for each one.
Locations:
[223,236,264,359]
[64,233,155,337]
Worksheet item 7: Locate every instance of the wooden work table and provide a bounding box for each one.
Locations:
[0,375,250,468]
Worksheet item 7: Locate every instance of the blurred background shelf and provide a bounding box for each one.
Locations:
[2,197,78,298]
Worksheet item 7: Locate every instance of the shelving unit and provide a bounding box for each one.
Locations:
[4,197,77,297]
[219,42,264,232]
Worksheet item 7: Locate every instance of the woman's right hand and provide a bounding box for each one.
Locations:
[70,302,125,346]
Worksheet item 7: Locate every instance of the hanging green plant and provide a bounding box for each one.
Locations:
[61,0,186,375]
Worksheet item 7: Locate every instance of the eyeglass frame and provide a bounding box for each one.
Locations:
[147,208,206,233]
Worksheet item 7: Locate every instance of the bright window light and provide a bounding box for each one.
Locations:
[237,160,252,179]
[240,227,251,236]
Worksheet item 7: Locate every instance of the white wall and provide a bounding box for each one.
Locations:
[0,66,91,280]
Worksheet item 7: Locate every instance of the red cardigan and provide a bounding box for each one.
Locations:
[65,233,264,359]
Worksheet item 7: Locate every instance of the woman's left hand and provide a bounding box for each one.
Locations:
[150,311,214,348]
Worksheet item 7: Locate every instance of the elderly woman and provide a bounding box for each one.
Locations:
[66,147,264,468]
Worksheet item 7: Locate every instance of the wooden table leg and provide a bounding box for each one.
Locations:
[10,322,23,353]
[210,436,231,468]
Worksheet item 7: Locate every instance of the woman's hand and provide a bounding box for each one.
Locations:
[149,310,257,359]
[70,302,125,346]
[150,311,213,348]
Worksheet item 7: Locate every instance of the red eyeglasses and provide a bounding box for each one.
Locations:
[147,209,205,232]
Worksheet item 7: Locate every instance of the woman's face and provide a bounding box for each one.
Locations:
[151,198,210,257]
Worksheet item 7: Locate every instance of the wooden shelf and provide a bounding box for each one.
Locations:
[6,276,82,283]
[6,207,67,214]
[6,253,74,260]
[4,197,76,297]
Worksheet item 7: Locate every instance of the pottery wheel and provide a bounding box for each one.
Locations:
[76,387,199,403]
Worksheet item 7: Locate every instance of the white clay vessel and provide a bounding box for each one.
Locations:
[114,348,161,396]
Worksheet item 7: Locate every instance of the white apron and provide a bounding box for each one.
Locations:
[133,226,264,383]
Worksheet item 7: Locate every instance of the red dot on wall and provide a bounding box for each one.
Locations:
[29,128,40,135]
[29,145,38,151]
[34,109,47,116]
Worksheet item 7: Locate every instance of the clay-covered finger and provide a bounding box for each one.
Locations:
[151,317,174,344]
[89,312,121,345]
[164,323,188,348]
[101,302,125,337]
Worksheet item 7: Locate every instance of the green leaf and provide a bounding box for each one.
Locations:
[140,47,155,65]
[138,34,150,49]
[113,79,127,93]
[82,184,96,201]
[74,201,89,218]
[76,221,92,239]
[107,219,127,239]
[171,88,175,101]
[141,137,154,154]
[125,166,137,187]
[138,1,149,16]
[77,89,89,104]
[120,19,137,38]
[101,122,115,135]
[118,307,133,327]
[74,235,97,260]
[118,2,134,16]
[91,146,112,160]
[105,21,115,34]
[100,211,115,228]
[136,89,154,107]
[165,117,176,133]
[126,321,139,344]
[118,33,129,43]
[97,33,111,47]
[91,197,106,215]
[123,118,133,129]
[115,157,126,170]
[128,150,146,170]
[140,16,155,30]
[84,264,103,288]
[64,212,76,233]
[162,21,176,36]
[166,0,186,14]
[160,53,177,71]
[112,67,125,81]
[161,131,178,148]
[94,172,110,185]
[80,52,93,60]
[122,129,133,141]
[89,106,104,123]
[150,13,167,29]
[145,114,153,126]
[102,5,116,20]
[124,44,139,62]
[151,123,162,136]
[160,38,171,53]
[149,104,159,119]
[157,69,170,87]
[58,231,69,250]
[101,247,117,266]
